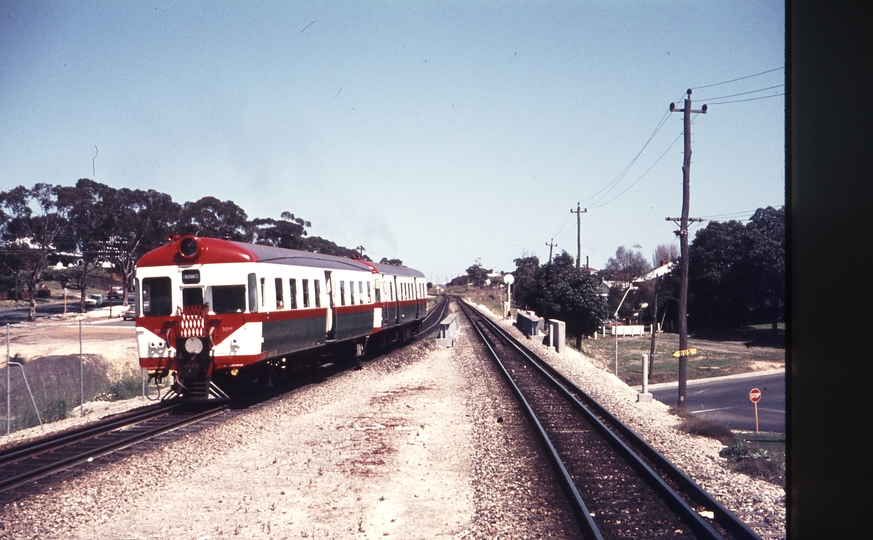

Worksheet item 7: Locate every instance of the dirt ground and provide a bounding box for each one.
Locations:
[1,307,139,381]
[0,301,786,540]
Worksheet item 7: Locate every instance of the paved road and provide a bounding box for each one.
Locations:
[646,370,785,433]
[0,300,128,326]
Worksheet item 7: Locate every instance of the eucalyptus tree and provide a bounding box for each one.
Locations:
[249,211,311,249]
[0,184,74,320]
[686,206,785,332]
[109,188,182,303]
[179,196,250,241]
[57,179,127,311]
[465,264,489,287]
[533,251,609,347]
[745,206,785,334]
[600,245,652,285]
[511,254,540,310]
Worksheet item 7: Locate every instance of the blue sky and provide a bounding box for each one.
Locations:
[0,1,784,284]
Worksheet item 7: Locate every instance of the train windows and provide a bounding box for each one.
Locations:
[247,273,258,312]
[289,278,298,309]
[318,280,324,307]
[350,280,356,304]
[275,278,284,309]
[182,288,203,308]
[302,279,310,308]
[367,282,372,304]
[260,278,266,310]
[134,278,140,316]
[339,281,346,306]
[358,281,363,304]
[213,285,246,314]
[142,277,172,316]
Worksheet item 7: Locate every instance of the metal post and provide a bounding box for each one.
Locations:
[79,319,84,417]
[614,325,619,377]
[7,360,43,432]
[6,324,10,436]
[642,353,650,394]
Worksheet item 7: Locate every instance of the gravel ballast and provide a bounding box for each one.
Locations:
[0,302,785,539]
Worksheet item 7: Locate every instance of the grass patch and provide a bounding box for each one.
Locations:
[92,375,143,402]
[1,354,149,433]
[692,324,785,348]
[670,408,785,487]
[720,439,786,488]
[672,408,737,445]
[576,332,783,386]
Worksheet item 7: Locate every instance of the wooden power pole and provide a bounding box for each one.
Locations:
[545,239,557,264]
[570,203,587,269]
[668,89,707,412]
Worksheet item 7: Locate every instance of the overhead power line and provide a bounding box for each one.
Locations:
[692,66,784,90]
[705,93,785,106]
[697,84,784,102]
[577,89,686,210]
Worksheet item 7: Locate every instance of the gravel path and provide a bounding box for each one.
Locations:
[0,302,785,539]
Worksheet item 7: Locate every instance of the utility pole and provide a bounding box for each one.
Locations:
[570,203,587,269]
[545,239,557,264]
[668,88,707,412]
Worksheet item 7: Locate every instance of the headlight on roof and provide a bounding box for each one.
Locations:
[178,236,200,259]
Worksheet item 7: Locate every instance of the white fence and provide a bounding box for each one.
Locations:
[601,324,657,337]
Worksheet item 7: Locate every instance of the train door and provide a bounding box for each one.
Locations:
[324,271,336,340]
[392,277,400,324]
[375,278,387,327]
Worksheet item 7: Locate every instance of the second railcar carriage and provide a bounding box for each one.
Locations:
[134,235,427,399]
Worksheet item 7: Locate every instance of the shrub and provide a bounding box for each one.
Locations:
[673,411,737,445]
[42,397,69,422]
[719,442,785,487]
[93,375,142,401]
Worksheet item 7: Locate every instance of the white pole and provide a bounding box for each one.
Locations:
[642,353,650,394]
[614,326,618,377]
[6,324,10,436]
[79,319,84,417]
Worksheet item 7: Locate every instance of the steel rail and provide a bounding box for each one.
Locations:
[0,402,171,466]
[0,404,226,492]
[467,302,763,540]
[414,296,449,338]
[460,301,603,539]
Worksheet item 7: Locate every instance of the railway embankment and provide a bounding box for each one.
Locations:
[0,300,784,539]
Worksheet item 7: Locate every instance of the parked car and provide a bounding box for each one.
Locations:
[122,306,136,321]
[106,286,124,299]
[85,293,104,307]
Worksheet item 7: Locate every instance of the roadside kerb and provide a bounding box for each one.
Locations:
[637,368,785,392]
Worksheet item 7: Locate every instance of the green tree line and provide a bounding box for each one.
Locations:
[0,180,393,321]
[504,206,784,344]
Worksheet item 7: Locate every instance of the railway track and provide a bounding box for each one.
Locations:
[413,295,449,338]
[0,299,447,495]
[459,301,762,540]
[0,401,227,493]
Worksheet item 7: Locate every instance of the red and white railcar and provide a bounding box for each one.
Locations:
[134,235,427,399]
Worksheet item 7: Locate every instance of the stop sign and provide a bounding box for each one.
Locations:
[749,388,762,403]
